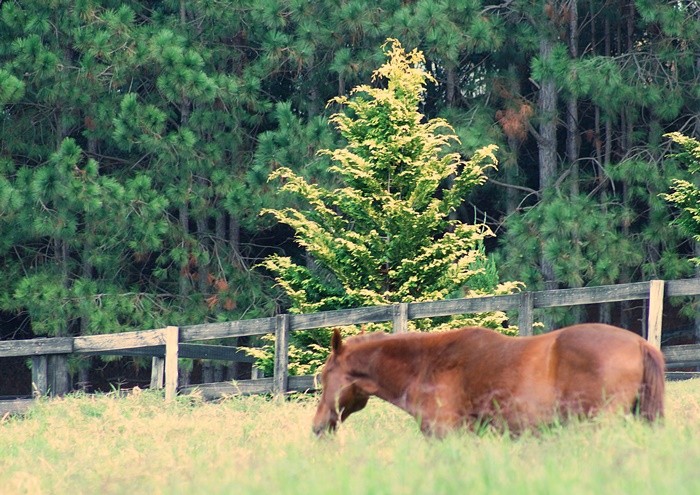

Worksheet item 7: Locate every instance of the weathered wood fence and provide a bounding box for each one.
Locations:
[2,278,700,414]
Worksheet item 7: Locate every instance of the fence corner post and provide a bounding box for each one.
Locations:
[647,280,664,349]
[518,291,534,337]
[273,314,290,398]
[163,326,179,401]
[392,303,409,333]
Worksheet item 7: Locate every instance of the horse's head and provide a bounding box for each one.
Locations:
[312,329,371,436]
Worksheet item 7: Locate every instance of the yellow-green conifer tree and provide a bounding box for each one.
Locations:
[254,40,519,374]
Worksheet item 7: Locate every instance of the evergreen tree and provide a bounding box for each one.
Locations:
[2,0,700,389]
[0,1,281,389]
[663,133,700,253]
[489,0,699,328]
[662,132,700,340]
[253,40,519,374]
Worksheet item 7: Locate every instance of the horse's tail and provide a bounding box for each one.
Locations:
[636,343,665,422]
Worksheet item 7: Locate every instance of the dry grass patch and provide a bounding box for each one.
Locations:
[1,380,700,494]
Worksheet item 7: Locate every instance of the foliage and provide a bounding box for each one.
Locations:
[0,1,281,344]
[0,137,173,335]
[487,0,700,330]
[256,40,519,375]
[498,192,642,289]
[663,133,700,263]
[2,0,700,384]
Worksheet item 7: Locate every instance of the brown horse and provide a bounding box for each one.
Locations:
[312,324,665,437]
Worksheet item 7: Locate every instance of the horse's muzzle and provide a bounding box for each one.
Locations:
[312,419,337,437]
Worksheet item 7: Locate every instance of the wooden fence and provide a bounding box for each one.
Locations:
[2,278,700,414]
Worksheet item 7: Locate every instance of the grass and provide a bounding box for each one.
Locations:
[1,380,700,495]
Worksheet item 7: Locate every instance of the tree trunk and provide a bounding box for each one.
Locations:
[307,53,321,117]
[177,12,193,381]
[177,0,193,330]
[196,216,210,295]
[213,362,224,382]
[51,238,71,395]
[599,302,612,324]
[77,365,91,392]
[178,364,191,387]
[505,136,521,215]
[50,237,72,395]
[603,16,613,168]
[594,106,603,181]
[537,39,558,193]
[202,361,214,383]
[78,239,94,392]
[537,38,559,330]
[619,0,638,332]
[504,65,523,215]
[446,67,456,107]
[566,0,580,198]
[179,204,191,298]
[566,0,583,325]
[229,215,245,269]
[339,73,346,97]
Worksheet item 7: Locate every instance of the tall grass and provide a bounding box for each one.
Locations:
[1,380,700,495]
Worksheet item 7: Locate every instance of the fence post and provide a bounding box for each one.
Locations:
[163,326,179,401]
[31,355,48,397]
[647,280,664,349]
[273,314,290,397]
[47,355,70,396]
[518,291,534,336]
[150,357,165,389]
[392,303,409,333]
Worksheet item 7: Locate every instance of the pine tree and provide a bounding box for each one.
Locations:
[3,0,700,388]
[489,0,699,328]
[0,1,281,389]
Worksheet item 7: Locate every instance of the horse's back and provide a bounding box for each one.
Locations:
[551,323,648,377]
[547,324,654,416]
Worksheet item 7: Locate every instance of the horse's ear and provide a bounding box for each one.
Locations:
[331,328,343,354]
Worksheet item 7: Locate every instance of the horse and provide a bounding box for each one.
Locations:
[312,324,665,437]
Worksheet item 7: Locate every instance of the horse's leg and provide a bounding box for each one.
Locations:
[420,417,452,438]
[418,408,464,438]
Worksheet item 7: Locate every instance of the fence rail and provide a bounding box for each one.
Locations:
[2,278,700,415]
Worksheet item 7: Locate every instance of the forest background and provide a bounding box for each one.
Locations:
[1,0,699,392]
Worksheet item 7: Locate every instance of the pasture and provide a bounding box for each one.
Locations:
[2,379,700,495]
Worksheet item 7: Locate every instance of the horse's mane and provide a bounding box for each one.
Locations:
[345,327,493,346]
[345,331,393,346]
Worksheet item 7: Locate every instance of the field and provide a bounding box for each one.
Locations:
[1,379,700,495]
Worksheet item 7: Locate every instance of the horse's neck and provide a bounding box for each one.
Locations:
[347,339,424,409]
